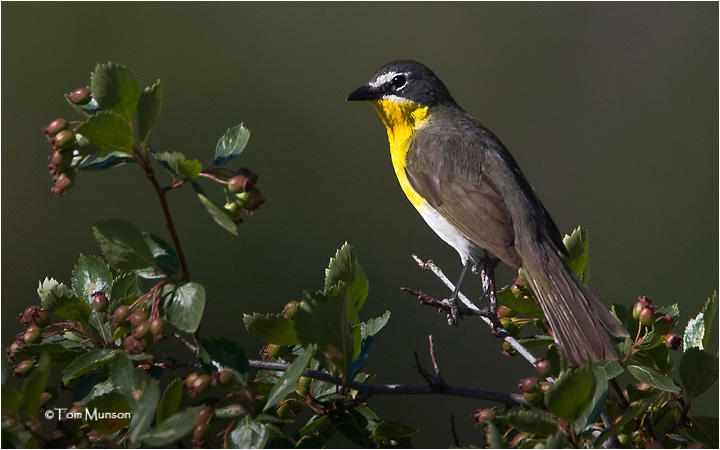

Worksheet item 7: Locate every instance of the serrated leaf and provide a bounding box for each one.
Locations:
[150,149,186,176]
[110,272,141,311]
[156,378,183,424]
[12,342,82,366]
[22,353,51,419]
[242,313,300,345]
[626,364,680,394]
[62,349,119,386]
[193,182,239,235]
[544,365,596,423]
[142,406,200,446]
[77,111,134,154]
[686,292,717,351]
[360,310,391,340]
[71,255,113,303]
[574,368,609,430]
[324,242,369,314]
[264,345,315,412]
[164,282,205,333]
[179,159,202,179]
[109,353,159,444]
[562,226,591,282]
[486,422,504,449]
[497,287,545,318]
[369,420,418,440]
[53,297,93,323]
[501,409,558,436]
[228,416,269,449]
[37,277,74,312]
[93,219,155,271]
[679,348,719,400]
[294,289,355,375]
[517,334,555,350]
[137,80,162,146]
[198,337,250,386]
[213,123,250,166]
[90,62,141,120]
[330,409,375,447]
[135,233,181,279]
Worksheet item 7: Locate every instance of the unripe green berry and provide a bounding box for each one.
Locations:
[69,87,91,105]
[133,320,151,340]
[149,317,166,336]
[112,305,130,326]
[128,311,148,327]
[639,306,655,327]
[23,324,42,345]
[522,389,543,404]
[44,118,68,137]
[283,301,299,319]
[501,340,514,354]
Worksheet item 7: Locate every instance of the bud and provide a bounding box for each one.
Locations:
[283,301,299,319]
[128,311,148,327]
[68,87,91,105]
[92,291,109,312]
[23,324,42,345]
[535,358,552,378]
[664,333,683,350]
[234,188,264,211]
[501,340,514,355]
[653,314,674,335]
[472,408,496,426]
[112,305,130,326]
[44,118,69,137]
[639,307,655,327]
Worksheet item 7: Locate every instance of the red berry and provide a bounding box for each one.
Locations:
[472,408,496,425]
[665,333,683,350]
[44,118,68,137]
[133,321,151,340]
[519,376,539,393]
[639,307,655,327]
[112,305,130,326]
[283,301,299,319]
[23,324,42,345]
[149,317,166,336]
[92,292,109,312]
[14,360,35,377]
[128,311,148,327]
[68,87,91,105]
[535,358,552,378]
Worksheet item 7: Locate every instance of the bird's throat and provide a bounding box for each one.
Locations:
[372,99,429,210]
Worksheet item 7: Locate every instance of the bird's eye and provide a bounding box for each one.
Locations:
[391,75,407,89]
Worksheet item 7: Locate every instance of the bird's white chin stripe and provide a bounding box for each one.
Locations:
[369,71,400,88]
[418,204,479,265]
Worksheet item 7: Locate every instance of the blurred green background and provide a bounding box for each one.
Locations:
[2,2,717,447]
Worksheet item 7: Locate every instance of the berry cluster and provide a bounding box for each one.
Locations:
[632,296,682,350]
[222,168,263,223]
[110,307,167,354]
[8,306,51,377]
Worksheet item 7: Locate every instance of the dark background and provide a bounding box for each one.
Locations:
[2,3,717,447]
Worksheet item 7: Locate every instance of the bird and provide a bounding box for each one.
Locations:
[347,60,628,366]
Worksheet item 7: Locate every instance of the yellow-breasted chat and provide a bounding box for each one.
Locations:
[347,60,628,366]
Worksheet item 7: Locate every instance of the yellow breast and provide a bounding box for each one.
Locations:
[372,99,429,211]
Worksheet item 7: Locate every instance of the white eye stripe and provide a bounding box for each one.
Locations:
[369,71,401,88]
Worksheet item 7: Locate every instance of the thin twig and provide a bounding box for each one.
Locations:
[450,414,460,448]
[248,359,525,407]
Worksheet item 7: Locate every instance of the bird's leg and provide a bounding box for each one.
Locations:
[479,251,500,314]
[447,262,469,325]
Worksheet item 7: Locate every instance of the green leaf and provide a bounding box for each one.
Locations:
[142,406,200,446]
[11,342,82,366]
[324,242,369,314]
[179,159,202,179]
[242,313,300,345]
[264,345,315,412]
[76,111,134,154]
[596,359,624,380]
[516,334,555,350]
[574,368,609,431]
[53,297,93,323]
[62,349,119,386]
[71,255,113,303]
[84,392,131,434]
[294,288,356,375]
[135,233,181,279]
[77,150,134,171]
[360,310,391,340]
[193,182,239,235]
[93,219,155,271]
[22,353,51,419]
[369,420,419,440]
[164,281,205,333]
[497,287,545,318]
[198,337,250,386]
[228,416,269,449]
[2,384,22,412]
[150,149,186,176]
[500,409,558,436]
[684,292,717,351]
[156,378,183,424]
[329,408,377,447]
[110,272,142,310]
[485,422,504,449]
[562,226,591,282]
[679,348,719,400]
[687,416,719,449]
[90,62,141,120]
[137,80,162,146]
[213,123,251,166]
[544,365,596,423]
[626,364,680,394]
[592,400,647,448]
[109,353,160,444]
[37,277,74,312]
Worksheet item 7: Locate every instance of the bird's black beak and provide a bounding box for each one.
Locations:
[346,84,381,101]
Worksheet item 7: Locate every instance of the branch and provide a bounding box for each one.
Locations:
[405,254,538,367]
[248,359,526,407]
